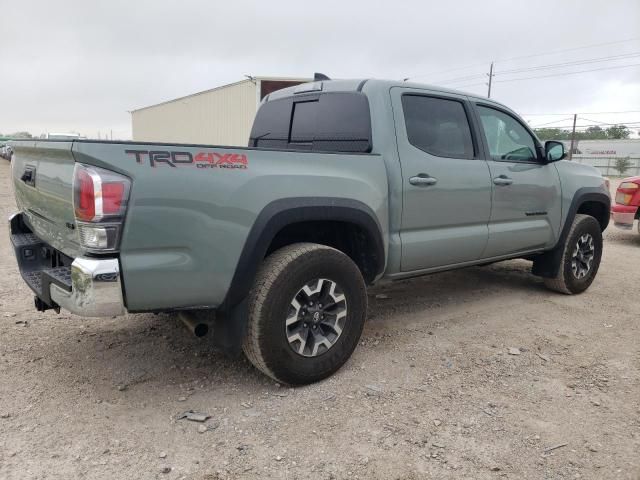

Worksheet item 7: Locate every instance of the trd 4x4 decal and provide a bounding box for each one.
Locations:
[126,149,248,169]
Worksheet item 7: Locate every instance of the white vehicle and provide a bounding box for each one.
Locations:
[45,132,84,140]
[0,145,13,160]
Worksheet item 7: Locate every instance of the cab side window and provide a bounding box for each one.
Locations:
[477,106,538,162]
[402,95,474,160]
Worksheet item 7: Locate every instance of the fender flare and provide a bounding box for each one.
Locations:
[532,187,610,278]
[219,197,385,312]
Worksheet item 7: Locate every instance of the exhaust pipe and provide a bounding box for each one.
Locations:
[178,312,210,337]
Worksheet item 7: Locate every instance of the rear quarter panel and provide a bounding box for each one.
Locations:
[71,142,388,311]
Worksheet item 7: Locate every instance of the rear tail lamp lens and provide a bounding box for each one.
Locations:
[619,182,639,191]
[615,182,639,205]
[73,164,131,252]
[74,164,130,222]
[615,192,633,205]
[102,182,126,215]
[75,168,96,221]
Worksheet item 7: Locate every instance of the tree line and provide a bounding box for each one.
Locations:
[0,131,33,140]
[534,125,631,141]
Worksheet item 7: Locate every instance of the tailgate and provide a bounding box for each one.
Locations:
[11,141,81,258]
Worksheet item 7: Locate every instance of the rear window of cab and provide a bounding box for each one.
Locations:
[249,92,372,153]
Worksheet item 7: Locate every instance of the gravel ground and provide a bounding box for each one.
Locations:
[1,159,639,480]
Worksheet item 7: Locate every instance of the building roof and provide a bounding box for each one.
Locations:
[131,76,311,113]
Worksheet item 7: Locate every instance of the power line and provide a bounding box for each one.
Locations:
[522,110,640,115]
[497,37,640,63]
[494,63,640,83]
[408,61,494,81]
[578,117,615,126]
[407,36,640,81]
[444,82,486,89]
[432,72,486,85]
[529,117,575,127]
[434,53,640,86]
[496,52,640,75]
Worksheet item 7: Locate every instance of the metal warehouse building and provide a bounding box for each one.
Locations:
[131,76,309,146]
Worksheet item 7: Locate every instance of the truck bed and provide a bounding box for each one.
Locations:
[10,139,388,311]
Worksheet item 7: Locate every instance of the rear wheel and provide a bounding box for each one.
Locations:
[242,243,367,385]
[543,214,602,294]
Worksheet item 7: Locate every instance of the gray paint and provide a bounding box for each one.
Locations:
[9,79,609,313]
[389,86,492,270]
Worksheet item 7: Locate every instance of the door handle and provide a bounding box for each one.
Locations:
[409,174,438,186]
[21,167,36,187]
[493,175,513,186]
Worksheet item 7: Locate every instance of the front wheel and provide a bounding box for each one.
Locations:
[242,243,367,385]
[543,214,603,294]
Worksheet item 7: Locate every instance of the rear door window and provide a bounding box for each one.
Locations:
[250,92,372,153]
[401,95,475,160]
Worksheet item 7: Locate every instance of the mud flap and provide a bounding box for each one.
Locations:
[213,297,249,357]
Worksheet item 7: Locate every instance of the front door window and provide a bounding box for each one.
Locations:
[477,106,538,162]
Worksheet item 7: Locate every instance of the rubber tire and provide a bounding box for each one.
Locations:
[543,214,603,294]
[242,243,367,385]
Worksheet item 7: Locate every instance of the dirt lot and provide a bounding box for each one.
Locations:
[0,159,638,480]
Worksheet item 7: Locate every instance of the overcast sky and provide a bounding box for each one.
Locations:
[2,0,639,139]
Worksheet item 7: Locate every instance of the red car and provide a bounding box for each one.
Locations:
[612,176,640,232]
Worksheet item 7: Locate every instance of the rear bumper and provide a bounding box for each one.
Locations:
[9,212,126,317]
[611,204,637,229]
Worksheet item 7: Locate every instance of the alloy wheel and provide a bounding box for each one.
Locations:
[571,233,595,279]
[285,278,348,357]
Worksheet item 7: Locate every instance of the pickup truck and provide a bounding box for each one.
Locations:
[9,78,610,385]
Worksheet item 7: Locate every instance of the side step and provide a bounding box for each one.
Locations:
[11,232,43,248]
[21,266,72,300]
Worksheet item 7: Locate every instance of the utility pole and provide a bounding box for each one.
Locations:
[487,62,494,98]
[568,114,577,161]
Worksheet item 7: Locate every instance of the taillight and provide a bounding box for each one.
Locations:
[102,182,125,214]
[75,168,96,221]
[73,164,131,252]
[615,181,639,206]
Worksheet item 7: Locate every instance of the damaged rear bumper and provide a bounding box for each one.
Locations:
[611,204,637,229]
[9,212,126,317]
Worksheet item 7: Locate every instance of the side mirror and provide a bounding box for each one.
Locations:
[545,141,565,162]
